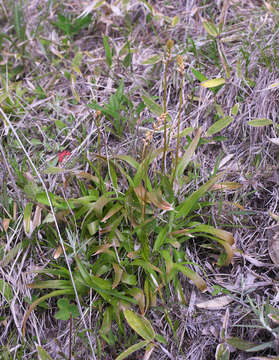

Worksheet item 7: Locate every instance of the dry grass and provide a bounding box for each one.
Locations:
[0,0,279,359]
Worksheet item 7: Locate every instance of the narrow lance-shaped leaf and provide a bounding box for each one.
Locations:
[141,94,171,122]
[248,118,273,127]
[123,309,155,341]
[225,337,258,351]
[101,204,123,223]
[176,172,225,218]
[142,54,162,65]
[201,78,226,88]
[186,224,234,245]
[147,191,173,211]
[202,19,219,37]
[205,116,233,137]
[115,340,150,360]
[175,263,207,291]
[153,225,169,252]
[214,238,234,265]
[100,306,113,336]
[176,128,201,178]
[103,35,112,68]
[23,202,33,237]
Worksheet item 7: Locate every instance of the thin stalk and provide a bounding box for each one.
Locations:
[172,55,184,185]
[162,39,174,173]
[69,313,72,360]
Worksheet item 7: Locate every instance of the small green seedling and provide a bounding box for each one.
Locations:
[55,298,79,321]
[51,14,92,38]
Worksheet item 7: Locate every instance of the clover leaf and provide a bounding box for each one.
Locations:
[55,298,79,321]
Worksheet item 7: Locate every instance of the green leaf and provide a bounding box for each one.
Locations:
[127,288,145,314]
[123,309,155,341]
[176,173,224,218]
[55,120,66,129]
[123,52,132,68]
[71,51,83,75]
[142,55,162,65]
[37,346,54,360]
[153,225,169,252]
[73,14,92,34]
[55,298,79,321]
[215,343,230,360]
[226,337,257,351]
[28,280,73,290]
[205,116,233,137]
[174,263,206,291]
[171,15,179,26]
[115,340,150,360]
[0,279,13,302]
[142,94,164,117]
[0,239,29,267]
[230,103,239,116]
[87,220,99,235]
[247,118,273,127]
[116,155,140,169]
[176,128,201,177]
[100,306,113,336]
[191,68,207,82]
[23,181,41,200]
[23,289,75,335]
[202,20,219,37]
[179,127,194,137]
[246,341,274,352]
[201,78,226,88]
[23,202,33,237]
[103,35,112,68]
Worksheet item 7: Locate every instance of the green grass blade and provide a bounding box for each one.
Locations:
[176,172,225,218]
[103,35,112,68]
[176,128,201,178]
[115,340,150,360]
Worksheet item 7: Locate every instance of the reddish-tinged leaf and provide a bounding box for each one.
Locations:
[147,191,173,211]
[143,343,156,360]
[93,244,113,256]
[134,185,147,204]
[101,204,123,223]
[58,150,71,163]
[212,182,242,191]
[3,218,10,232]
[53,246,63,259]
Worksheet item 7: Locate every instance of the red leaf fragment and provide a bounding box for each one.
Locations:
[58,150,71,163]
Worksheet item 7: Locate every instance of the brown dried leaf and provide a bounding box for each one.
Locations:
[147,191,173,211]
[212,182,242,191]
[134,185,148,204]
[3,218,10,232]
[197,296,233,310]
[53,245,63,259]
